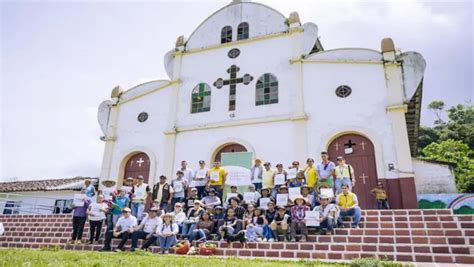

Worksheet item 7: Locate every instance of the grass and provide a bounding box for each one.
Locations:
[0,248,347,267]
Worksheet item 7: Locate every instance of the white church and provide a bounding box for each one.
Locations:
[97,0,436,209]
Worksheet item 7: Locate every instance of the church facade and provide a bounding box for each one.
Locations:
[97,1,426,209]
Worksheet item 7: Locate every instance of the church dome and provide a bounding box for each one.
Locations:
[185,1,288,50]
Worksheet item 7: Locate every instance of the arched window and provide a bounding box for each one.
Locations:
[221,26,232,44]
[191,83,211,113]
[256,73,278,106]
[237,22,249,40]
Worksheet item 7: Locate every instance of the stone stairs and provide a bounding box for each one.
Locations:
[0,209,473,264]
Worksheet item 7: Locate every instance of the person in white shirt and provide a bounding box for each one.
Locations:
[130,207,161,251]
[179,160,194,196]
[201,189,222,209]
[143,213,179,254]
[193,160,209,198]
[87,194,108,244]
[131,176,151,222]
[244,184,261,205]
[313,195,339,235]
[99,207,137,252]
[173,203,186,233]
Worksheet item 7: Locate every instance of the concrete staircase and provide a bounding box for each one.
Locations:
[0,209,473,264]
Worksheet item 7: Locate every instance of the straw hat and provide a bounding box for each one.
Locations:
[101,179,116,186]
[161,212,175,220]
[292,195,307,204]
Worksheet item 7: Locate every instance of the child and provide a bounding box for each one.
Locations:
[245,208,268,242]
[87,194,108,244]
[289,195,309,242]
[270,206,291,241]
[172,171,188,207]
[156,213,179,254]
[371,182,390,209]
[243,203,256,228]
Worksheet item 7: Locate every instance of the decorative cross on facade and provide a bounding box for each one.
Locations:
[360,141,366,150]
[136,158,145,167]
[359,173,368,184]
[213,64,253,111]
[334,143,340,151]
[344,139,357,148]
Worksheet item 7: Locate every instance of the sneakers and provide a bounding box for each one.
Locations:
[130,248,136,252]
[290,238,296,242]
[98,247,111,252]
[75,240,82,245]
[318,229,326,235]
[299,236,307,242]
[283,237,288,242]
[114,248,123,252]
[67,240,75,245]
[262,238,268,242]
[351,225,360,229]
[268,238,275,242]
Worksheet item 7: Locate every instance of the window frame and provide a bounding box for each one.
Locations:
[191,83,212,113]
[255,73,279,106]
[237,22,249,40]
[221,25,233,44]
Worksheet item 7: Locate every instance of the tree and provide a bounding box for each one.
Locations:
[417,126,439,151]
[428,100,445,124]
[422,139,474,193]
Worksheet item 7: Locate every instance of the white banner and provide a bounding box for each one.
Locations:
[305,211,320,227]
[224,166,251,186]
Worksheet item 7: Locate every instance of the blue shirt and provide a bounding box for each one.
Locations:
[85,185,95,197]
[112,196,129,215]
[317,161,336,179]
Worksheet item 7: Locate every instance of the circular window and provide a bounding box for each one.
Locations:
[137,112,148,123]
[228,48,240,59]
[335,85,352,98]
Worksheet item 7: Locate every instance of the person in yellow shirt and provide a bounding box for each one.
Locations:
[304,158,318,189]
[262,162,276,197]
[371,182,389,209]
[208,161,227,201]
[336,184,361,228]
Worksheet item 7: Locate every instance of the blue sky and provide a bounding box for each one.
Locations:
[1,0,472,181]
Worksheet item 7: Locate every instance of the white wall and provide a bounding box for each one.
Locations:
[0,191,76,215]
[413,158,457,193]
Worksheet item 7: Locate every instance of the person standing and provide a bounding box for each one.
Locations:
[304,158,318,191]
[111,189,130,225]
[262,162,275,196]
[250,158,264,190]
[180,160,194,197]
[371,182,390,209]
[87,194,108,244]
[83,179,96,199]
[69,192,90,244]
[193,160,209,198]
[152,175,173,212]
[131,176,150,222]
[208,161,227,200]
[334,156,356,194]
[171,171,188,207]
[316,152,336,189]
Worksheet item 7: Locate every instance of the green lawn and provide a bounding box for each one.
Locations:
[0,248,346,267]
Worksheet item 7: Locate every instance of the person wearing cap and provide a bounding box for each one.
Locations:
[313,194,339,235]
[156,213,179,254]
[288,171,306,188]
[273,163,288,197]
[130,207,161,251]
[131,175,151,222]
[152,175,173,212]
[99,207,137,252]
[111,189,130,225]
[270,206,291,241]
[208,161,228,200]
[173,203,186,233]
[224,185,243,209]
[201,188,222,209]
[371,182,390,209]
[171,170,188,208]
[262,162,275,194]
[185,187,200,212]
[289,195,310,242]
[334,156,355,194]
[244,184,261,205]
[83,179,96,198]
[182,200,204,239]
[317,152,336,189]
[336,184,361,228]
[193,160,209,198]
[303,158,318,191]
[87,194,108,244]
[287,161,300,182]
[250,158,264,190]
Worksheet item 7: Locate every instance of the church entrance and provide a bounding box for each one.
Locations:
[213,143,247,162]
[123,152,151,184]
[327,134,378,209]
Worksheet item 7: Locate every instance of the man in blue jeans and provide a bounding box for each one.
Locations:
[336,184,362,228]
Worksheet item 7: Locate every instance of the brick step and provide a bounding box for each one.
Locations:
[1,241,472,264]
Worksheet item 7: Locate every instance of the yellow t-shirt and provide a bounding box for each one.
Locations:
[262,169,275,188]
[305,166,318,187]
[371,188,387,200]
[209,167,226,186]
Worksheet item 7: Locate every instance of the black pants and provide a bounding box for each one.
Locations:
[103,230,130,250]
[142,235,158,249]
[89,220,103,241]
[71,216,87,241]
[131,230,151,249]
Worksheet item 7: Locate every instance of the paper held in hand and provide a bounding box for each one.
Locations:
[274,174,285,185]
[173,180,183,193]
[210,171,219,182]
[276,194,289,207]
[288,187,301,200]
[73,194,86,207]
[259,197,271,210]
[243,192,254,203]
[102,187,115,201]
[195,169,207,179]
[305,210,320,227]
[287,168,297,179]
[320,188,334,198]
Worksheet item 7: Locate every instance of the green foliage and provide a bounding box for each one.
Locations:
[417,126,439,151]
[350,257,406,267]
[454,205,474,215]
[421,139,474,193]
[428,100,445,124]
[436,104,474,149]
[418,199,447,209]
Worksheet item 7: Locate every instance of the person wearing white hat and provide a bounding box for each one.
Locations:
[289,195,309,242]
[313,194,339,235]
[157,213,179,254]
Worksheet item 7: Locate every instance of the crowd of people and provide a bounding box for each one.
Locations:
[70,152,390,253]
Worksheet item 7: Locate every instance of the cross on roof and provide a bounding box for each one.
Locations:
[213,64,253,111]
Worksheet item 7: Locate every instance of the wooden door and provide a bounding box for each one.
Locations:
[123,152,151,184]
[327,134,378,209]
[213,144,247,162]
